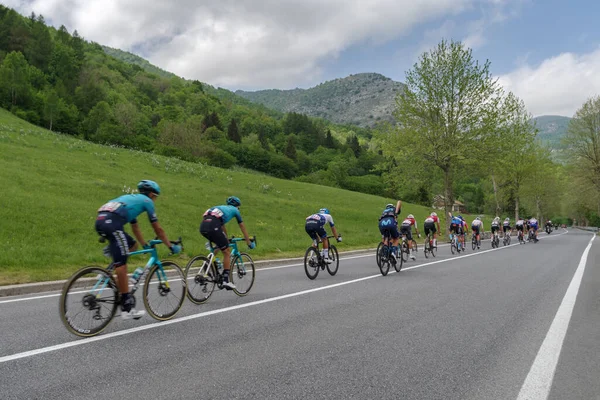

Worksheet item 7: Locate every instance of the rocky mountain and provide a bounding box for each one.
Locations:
[236,73,405,128]
[532,115,571,148]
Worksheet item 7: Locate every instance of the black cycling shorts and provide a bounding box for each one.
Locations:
[471,225,480,235]
[516,225,524,231]
[95,213,135,267]
[450,223,464,235]
[424,222,436,236]
[379,217,399,239]
[200,217,229,251]
[491,225,500,233]
[400,224,413,241]
[503,225,511,233]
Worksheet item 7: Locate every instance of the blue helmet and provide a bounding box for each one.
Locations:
[227,196,241,207]
[137,180,160,195]
[458,215,464,221]
[319,208,330,214]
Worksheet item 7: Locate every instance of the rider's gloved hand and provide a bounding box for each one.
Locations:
[336,236,342,242]
[170,244,182,254]
[417,234,421,238]
[143,243,152,250]
[248,241,256,250]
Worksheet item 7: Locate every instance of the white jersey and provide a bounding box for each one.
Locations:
[503,220,510,227]
[516,219,524,226]
[529,218,538,225]
[491,219,500,227]
[471,220,483,227]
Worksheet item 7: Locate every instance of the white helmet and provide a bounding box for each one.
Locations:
[407,214,414,219]
[476,216,481,221]
[494,216,500,221]
[430,212,437,217]
[505,217,510,222]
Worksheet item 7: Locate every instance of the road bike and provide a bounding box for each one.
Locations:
[517,229,525,244]
[304,235,340,280]
[401,235,418,262]
[491,231,500,248]
[59,238,185,337]
[503,231,511,246]
[376,230,402,275]
[423,233,436,258]
[545,225,552,234]
[449,233,464,254]
[527,229,538,243]
[471,232,482,250]
[185,236,256,304]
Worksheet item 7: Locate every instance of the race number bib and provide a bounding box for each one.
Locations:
[98,202,123,213]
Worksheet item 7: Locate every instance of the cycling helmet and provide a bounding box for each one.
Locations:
[385,203,394,209]
[137,180,160,195]
[458,215,463,220]
[494,216,500,221]
[430,212,437,217]
[476,216,481,221]
[319,208,330,214]
[226,196,241,207]
[505,218,510,222]
[407,214,414,219]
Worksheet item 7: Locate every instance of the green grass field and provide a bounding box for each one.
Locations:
[0,108,454,285]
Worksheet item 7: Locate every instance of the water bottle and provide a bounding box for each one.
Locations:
[130,267,144,286]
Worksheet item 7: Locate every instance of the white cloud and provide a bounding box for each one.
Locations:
[6,0,519,89]
[499,48,600,117]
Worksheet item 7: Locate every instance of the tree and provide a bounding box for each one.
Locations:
[0,51,31,106]
[284,134,297,160]
[381,40,505,227]
[227,118,241,143]
[41,86,60,130]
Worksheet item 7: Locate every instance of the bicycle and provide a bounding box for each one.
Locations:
[423,233,436,258]
[503,231,511,246]
[491,232,500,248]
[400,235,418,262]
[527,229,538,243]
[304,235,340,280]
[471,232,482,250]
[185,236,256,304]
[449,233,463,254]
[517,229,525,244]
[59,237,186,337]
[376,231,402,275]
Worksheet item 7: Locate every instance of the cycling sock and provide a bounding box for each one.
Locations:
[323,249,329,258]
[222,269,230,282]
[121,292,132,312]
[433,239,437,247]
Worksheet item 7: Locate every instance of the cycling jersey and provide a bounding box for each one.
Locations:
[471,220,483,227]
[203,205,243,224]
[425,215,439,224]
[503,221,511,227]
[402,217,417,228]
[98,194,157,224]
[379,207,397,221]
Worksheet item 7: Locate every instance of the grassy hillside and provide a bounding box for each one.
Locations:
[0,108,441,285]
[236,73,405,128]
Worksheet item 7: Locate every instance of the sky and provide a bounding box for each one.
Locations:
[4,0,600,117]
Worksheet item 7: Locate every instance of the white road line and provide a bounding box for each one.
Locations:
[0,234,563,364]
[517,233,595,400]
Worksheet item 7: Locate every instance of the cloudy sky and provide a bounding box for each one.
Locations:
[5,0,600,117]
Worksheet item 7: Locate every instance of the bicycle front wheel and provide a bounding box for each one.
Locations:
[326,245,339,276]
[185,255,217,304]
[59,266,118,337]
[143,261,186,321]
[304,247,320,280]
[230,253,255,296]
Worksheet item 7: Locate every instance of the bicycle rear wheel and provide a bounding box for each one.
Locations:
[401,241,409,262]
[506,235,511,245]
[376,242,384,268]
[230,253,255,295]
[144,261,185,320]
[472,237,477,250]
[59,266,118,337]
[326,245,340,276]
[393,245,403,272]
[451,242,456,254]
[424,240,430,259]
[304,247,320,280]
[378,244,390,276]
[185,255,217,304]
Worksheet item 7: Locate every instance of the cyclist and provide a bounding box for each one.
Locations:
[306,208,342,264]
[95,180,182,320]
[503,217,512,238]
[545,219,553,233]
[200,196,255,290]
[528,216,539,242]
[378,201,402,261]
[400,213,420,260]
[449,213,466,251]
[515,217,525,242]
[424,212,441,249]
[471,217,484,249]
[490,216,501,244]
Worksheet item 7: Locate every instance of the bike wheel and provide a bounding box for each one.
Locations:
[430,241,437,257]
[393,245,403,272]
[401,241,409,262]
[143,261,185,321]
[378,244,390,276]
[230,253,255,295]
[424,240,429,259]
[304,247,320,280]
[326,245,340,276]
[411,240,418,253]
[185,255,217,304]
[507,235,511,245]
[376,242,384,268]
[450,241,456,254]
[472,237,477,250]
[59,266,118,337]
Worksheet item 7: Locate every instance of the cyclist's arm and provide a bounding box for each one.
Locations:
[395,200,402,215]
[238,221,251,246]
[131,222,146,247]
[332,226,340,238]
[151,221,173,249]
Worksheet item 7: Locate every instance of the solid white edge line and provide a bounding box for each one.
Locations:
[0,230,568,305]
[516,233,595,400]
[0,230,569,364]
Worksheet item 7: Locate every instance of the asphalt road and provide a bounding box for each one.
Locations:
[0,229,597,400]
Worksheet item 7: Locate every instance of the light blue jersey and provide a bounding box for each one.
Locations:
[98,194,157,224]
[204,205,242,224]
